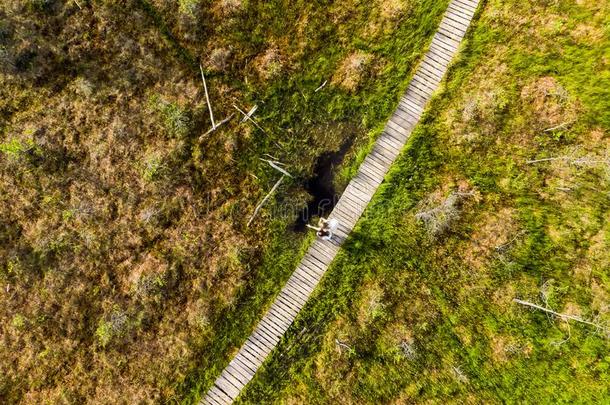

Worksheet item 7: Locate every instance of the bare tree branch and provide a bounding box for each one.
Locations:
[200,64,216,130]
[335,339,353,352]
[259,158,292,178]
[234,104,267,134]
[315,80,327,92]
[513,299,609,334]
[544,121,574,132]
[199,113,235,140]
[247,175,285,227]
[241,105,258,123]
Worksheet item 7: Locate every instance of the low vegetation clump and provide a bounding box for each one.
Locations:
[238,0,610,403]
[0,0,450,403]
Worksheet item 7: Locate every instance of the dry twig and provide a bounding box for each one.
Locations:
[234,104,267,134]
[513,299,609,335]
[200,64,216,130]
[315,80,327,92]
[247,175,285,227]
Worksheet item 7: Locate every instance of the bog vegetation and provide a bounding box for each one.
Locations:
[238,0,610,403]
[0,0,450,403]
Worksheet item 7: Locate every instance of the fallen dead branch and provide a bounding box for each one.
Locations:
[241,105,258,123]
[544,121,574,132]
[335,339,353,352]
[200,64,216,130]
[259,158,292,178]
[247,175,285,227]
[234,104,267,134]
[526,155,610,166]
[199,113,235,140]
[513,298,609,335]
[315,80,327,92]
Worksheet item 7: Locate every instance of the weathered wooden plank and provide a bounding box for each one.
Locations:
[269,301,295,324]
[343,185,371,206]
[444,12,470,31]
[214,376,240,399]
[446,4,471,21]
[446,6,472,25]
[453,0,476,13]
[257,317,283,337]
[411,75,437,94]
[266,309,292,330]
[225,364,250,385]
[376,137,402,157]
[420,57,446,77]
[277,291,303,312]
[233,355,257,376]
[203,389,223,405]
[439,21,466,40]
[208,385,232,404]
[413,70,440,89]
[441,13,469,33]
[428,44,453,64]
[220,369,246,392]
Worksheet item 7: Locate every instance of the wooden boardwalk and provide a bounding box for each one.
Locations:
[202,0,480,403]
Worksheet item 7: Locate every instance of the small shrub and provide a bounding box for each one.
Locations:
[415,191,474,238]
[179,0,199,15]
[142,154,166,182]
[12,314,26,329]
[96,310,129,347]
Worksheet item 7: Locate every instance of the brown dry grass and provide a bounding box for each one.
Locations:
[332,52,373,92]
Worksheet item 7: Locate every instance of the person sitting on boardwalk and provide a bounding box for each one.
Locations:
[307,217,338,240]
[307,217,338,241]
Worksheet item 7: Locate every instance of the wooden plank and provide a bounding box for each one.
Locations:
[442,13,469,33]
[233,355,257,375]
[257,318,283,337]
[253,324,279,346]
[428,44,452,64]
[413,71,440,89]
[241,341,267,362]
[267,307,293,326]
[446,6,472,24]
[225,364,250,384]
[453,0,476,13]
[362,153,390,175]
[209,385,232,403]
[396,102,423,120]
[376,137,402,156]
[420,57,446,77]
[439,21,466,40]
[410,74,435,93]
[431,35,458,55]
[268,302,295,324]
[203,389,223,405]
[446,4,471,20]
[220,369,246,392]
[435,30,462,48]
[444,12,470,31]
[214,376,240,399]
[338,185,366,207]
[277,291,303,311]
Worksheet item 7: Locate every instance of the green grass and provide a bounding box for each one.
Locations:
[235,0,610,403]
